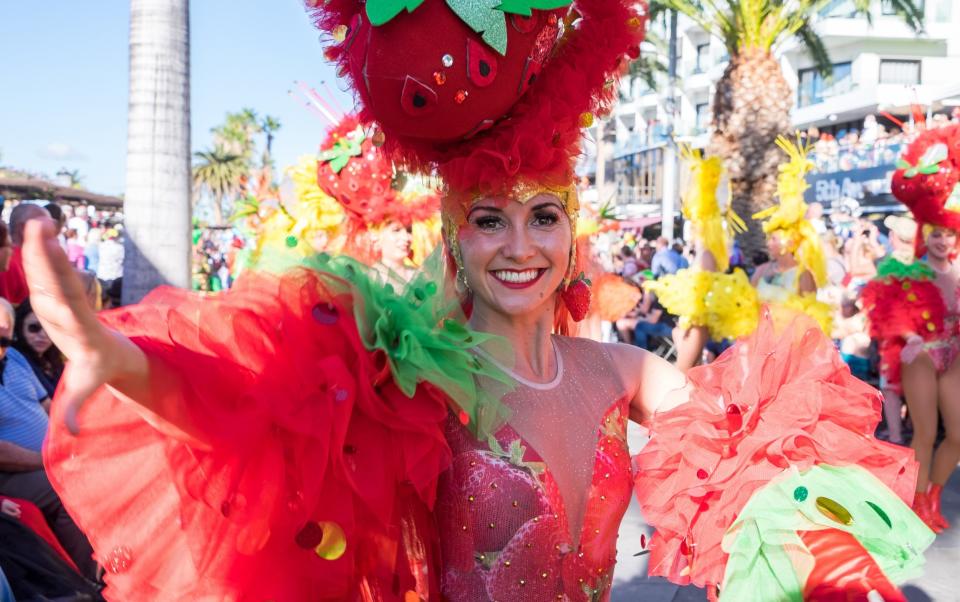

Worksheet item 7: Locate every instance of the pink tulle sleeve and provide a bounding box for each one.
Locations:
[633,314,918,590]
[44,268,449,601]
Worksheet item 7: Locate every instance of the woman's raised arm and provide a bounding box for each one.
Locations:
[23,218,150,434]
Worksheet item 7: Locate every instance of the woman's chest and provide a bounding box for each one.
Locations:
[436,399,633,601]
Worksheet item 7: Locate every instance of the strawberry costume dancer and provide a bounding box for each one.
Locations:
[25,0,932,600]
[863,124,960,533]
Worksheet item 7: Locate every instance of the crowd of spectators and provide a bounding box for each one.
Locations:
[808,110,960,174]
[0,201,114,599]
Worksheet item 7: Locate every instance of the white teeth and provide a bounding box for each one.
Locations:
[493,269,540,283]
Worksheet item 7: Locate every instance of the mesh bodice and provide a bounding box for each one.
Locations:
[437,336,632,601]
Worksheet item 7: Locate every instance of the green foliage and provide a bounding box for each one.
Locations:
[651,0,924,74]
[495,0,572,17]
[192,146,247,224]
[318,126,365,173]
[446,0,510,54]
[366,0,425,25]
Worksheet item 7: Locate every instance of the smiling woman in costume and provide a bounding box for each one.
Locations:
[863,125,960,534]
[24,0,932,600]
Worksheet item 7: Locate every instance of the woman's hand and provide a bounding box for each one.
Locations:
[23,219,148,434]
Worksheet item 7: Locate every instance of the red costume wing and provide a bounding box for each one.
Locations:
[44,268,449,601]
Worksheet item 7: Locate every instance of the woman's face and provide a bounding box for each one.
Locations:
[378,221,412,265]
[22,312,52,355]
[926,227,958,261]
[457,194,571,320]
[766,233,786,258]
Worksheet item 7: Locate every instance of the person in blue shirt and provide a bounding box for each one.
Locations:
[0,298,96,580]
[650,237,688,278]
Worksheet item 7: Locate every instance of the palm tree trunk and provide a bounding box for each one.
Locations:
[708,48,793,265]
[213,194,225,227]
[122,0,191,303]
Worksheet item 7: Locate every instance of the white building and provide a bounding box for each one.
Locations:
[585,0,960,221]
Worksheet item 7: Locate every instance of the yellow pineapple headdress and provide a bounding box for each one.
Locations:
[680,146,745,272]
[752,135,827,288]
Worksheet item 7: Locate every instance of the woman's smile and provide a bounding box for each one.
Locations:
[489,268,547,289]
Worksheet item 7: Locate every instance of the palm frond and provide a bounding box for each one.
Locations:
[852,0,925,31]
[794,22,833,77]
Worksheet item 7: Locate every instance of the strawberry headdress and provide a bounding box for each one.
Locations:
[307,0,646,201]
[891,123,960,257]
[315,112,440,263]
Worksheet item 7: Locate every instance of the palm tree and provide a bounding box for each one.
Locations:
[213,108,262,163]
[193,146,246,226]
[260,115,282,170]
[123,0,192,303]
[654,0,924,260]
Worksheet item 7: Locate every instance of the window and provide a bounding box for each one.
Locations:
[695,103,710,132]
[694,44,710,73]
[880,59,921,85]
[798,62,853,107]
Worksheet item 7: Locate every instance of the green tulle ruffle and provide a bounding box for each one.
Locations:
[259,249,513,439]
[720,464,934,601]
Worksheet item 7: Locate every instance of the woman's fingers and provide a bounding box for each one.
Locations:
[59,361,109,436]
[23,218,102,359]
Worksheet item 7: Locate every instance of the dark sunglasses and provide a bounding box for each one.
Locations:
[26,323,45,334]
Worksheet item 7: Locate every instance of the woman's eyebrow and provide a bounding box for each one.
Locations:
[467,205,503,218]
[530,201,563,211]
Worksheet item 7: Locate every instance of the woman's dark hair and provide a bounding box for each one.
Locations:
[12,299,64,397]
[0,221,9,247]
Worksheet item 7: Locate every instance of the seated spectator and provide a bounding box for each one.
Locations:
[0,298,96,579]
[0,204,50,305]
[13,300,64,398]
[633,291,676,352]
[0,513,103,600]
[651,237,687,277]
[620,245,640,278]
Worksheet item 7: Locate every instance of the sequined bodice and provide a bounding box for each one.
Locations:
[437,337,632,602]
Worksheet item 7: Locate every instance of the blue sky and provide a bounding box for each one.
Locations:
[0,1,352,196]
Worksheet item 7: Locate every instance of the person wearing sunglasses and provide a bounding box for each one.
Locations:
[13,301,63,399]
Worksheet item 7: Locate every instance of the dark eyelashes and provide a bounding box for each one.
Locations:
[471,211,561,229]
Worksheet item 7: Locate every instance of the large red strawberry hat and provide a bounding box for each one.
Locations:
[308,0,645,199]
[891,123,960,256]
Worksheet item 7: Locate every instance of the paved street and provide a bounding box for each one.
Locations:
[612,424,960,602]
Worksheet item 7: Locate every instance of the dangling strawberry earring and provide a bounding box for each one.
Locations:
[561,272,591,322]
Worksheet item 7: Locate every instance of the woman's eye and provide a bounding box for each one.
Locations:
[474,216,503,230]
[533,212,560,227]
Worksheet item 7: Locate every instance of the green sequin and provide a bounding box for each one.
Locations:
[793,486,808,502]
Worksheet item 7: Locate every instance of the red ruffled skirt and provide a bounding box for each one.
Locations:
[44,268,451,601]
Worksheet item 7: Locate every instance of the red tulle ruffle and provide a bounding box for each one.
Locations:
[633,314,918,591]
[44,268,450,601]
